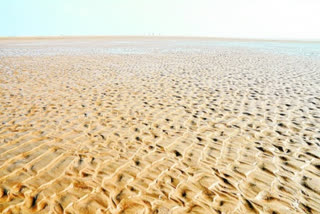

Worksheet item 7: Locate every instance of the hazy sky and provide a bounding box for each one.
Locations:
[1,0,320,40]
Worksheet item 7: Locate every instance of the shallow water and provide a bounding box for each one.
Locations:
[210,41,320,57]
[1,37,320,57]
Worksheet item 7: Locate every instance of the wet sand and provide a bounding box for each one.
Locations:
[0,37,320,213]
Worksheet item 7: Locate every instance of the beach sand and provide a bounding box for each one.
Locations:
[0,37,320,213]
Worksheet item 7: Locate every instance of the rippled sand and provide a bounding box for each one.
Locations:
[0,37,320,213]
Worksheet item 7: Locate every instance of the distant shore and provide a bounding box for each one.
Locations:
[0,35,319,43]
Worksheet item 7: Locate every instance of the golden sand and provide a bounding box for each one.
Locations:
[0,38,320,213]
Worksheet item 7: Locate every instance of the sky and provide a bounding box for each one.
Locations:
[1,0,320,40]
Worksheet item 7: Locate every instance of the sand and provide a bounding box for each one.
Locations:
[0,37,320,213]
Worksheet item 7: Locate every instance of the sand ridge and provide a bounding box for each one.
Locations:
[0,39,320,213]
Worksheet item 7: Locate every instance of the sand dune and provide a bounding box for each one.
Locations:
[0,38,320,213]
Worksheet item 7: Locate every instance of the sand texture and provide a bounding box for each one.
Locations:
[0,37,320,213]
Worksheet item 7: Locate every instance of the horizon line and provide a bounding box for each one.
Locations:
[0,35,319,43]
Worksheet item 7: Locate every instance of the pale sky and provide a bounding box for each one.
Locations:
[1,0,320,40]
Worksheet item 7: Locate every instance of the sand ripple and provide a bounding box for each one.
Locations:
[0,38,320,213]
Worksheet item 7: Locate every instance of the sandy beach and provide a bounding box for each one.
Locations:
[0,37,320,213]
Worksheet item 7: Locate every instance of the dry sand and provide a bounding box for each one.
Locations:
[0,37,320,213]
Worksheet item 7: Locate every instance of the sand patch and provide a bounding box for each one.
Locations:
[0,38,320,213]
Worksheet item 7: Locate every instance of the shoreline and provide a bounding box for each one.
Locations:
[0,35,319,43]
